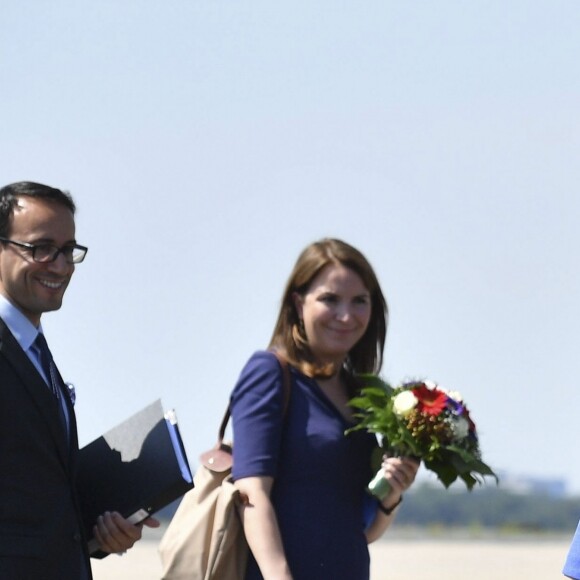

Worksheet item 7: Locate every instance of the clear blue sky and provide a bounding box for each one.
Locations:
[2,1,580,493]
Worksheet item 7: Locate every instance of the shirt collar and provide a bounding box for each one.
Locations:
[0,294,42,352]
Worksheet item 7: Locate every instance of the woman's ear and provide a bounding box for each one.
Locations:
[292,292,303,320]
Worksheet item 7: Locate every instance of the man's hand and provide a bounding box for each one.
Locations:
[93,511,161,554]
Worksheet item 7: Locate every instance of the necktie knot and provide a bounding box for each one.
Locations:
[35,331,50,357]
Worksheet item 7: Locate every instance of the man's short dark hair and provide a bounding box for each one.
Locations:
[0,181,76,238]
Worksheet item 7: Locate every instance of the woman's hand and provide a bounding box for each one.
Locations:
[365,456,420,543]
[380,455,420,499]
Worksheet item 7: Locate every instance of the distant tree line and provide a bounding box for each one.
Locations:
[158,483,580,532]
[396,483,580,531]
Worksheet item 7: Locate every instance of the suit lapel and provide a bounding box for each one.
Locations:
[0,319,71,470]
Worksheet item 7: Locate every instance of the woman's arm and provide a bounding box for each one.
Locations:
[231,353,292,577]
[365,456,419,543]
[235,476,293,580]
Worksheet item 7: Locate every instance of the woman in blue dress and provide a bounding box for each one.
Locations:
[231,238,419,580]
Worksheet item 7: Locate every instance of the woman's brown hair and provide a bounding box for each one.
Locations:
[269,238,388,378]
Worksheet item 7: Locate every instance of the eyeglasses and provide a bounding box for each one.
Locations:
[0,237,88,264]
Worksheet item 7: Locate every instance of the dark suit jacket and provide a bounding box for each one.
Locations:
[0,318,91,580]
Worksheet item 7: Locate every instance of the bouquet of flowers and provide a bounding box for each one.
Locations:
[348,376,497,499]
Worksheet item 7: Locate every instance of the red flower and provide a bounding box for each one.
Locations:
[412,384,447,416]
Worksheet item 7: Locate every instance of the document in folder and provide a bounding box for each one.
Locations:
[77,399,194,557]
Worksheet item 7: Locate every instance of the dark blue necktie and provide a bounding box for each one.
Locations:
[34,332,63,400]
[34,332,69,440]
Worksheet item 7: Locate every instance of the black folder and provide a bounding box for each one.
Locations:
[76,399,194,557]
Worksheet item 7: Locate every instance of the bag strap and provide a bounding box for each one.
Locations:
[200,352,291,472]
[217,350,292,445]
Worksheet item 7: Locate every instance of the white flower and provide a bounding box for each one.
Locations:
[423,380,438,390]
[393,390,418,417]
[436,383,463,403]
[451,416,469,440]
[447,390,463,403]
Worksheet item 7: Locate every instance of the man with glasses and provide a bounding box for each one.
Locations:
[0,181,157,579]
